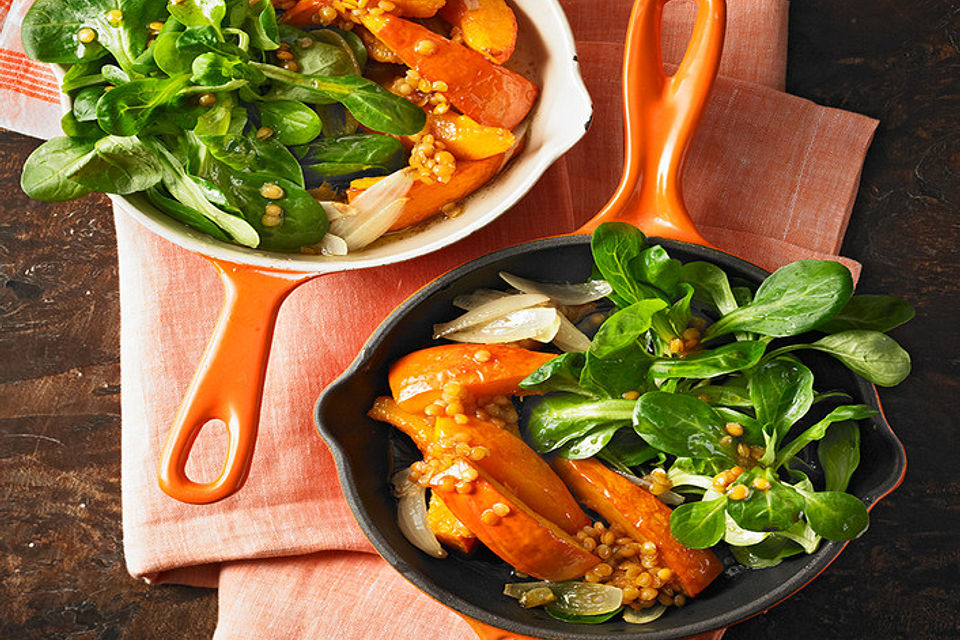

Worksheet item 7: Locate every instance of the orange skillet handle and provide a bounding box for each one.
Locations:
[461,615,540,640]
[578,0,726,246]
[157,258,316,504]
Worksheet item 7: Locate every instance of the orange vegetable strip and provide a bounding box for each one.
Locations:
[431,460,600,581]
[435,415,592,534]
[388,344,554,412]
[388,0,446,18]
[360,13,537,129]
[368,395,434,449]
[438,0,518,64]
[279,0,329,26]
[426,112,516,161]
[427,492,479,554]
[552,457,723,597]
[347,154,504,231]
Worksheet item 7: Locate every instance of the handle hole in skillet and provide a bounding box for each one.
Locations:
[661,1,699,72]
[183,419,228,484]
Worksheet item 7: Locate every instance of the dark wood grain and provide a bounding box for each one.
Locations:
[1,1,958,639]
[0,135,218,640]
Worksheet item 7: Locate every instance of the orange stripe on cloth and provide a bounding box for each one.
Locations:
[0,79,60,103]
[0,47,60,89]
[0,73,59,99]
[0,0,13,24]
[0,57,60,102]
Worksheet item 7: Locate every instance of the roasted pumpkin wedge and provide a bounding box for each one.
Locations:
[360,13,537,129]
[368,395,434,448]
[348,138,521,230]
[438,0,518,64]
[434,415,591,534]
[427,492,479,554]
[552,457,723,597]
[426,112,516,160]
[430,460,600,581]
[388,343,554,412]
[368,397,590,535]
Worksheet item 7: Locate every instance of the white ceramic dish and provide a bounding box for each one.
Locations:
[54,0,592,504]
[82,0,592,272]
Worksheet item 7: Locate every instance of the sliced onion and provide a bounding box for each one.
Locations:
[335,198,408,250]
[547,582,623,616]
[614,468,685,506]
[723,513,769,546]
[623,604,667,624]
[452,289,510,311]
[506,582,622,616]
[328,168,414,250]
[319,200,351,222]
[499,271,613,305]
[391,468,447,559]
[552,313,592,352]
[503,581,551,599]
[433,293,549,338]
[655,489,685,506]
[667,467,714,491]
[442,307,561,344]
[316,232,348,256]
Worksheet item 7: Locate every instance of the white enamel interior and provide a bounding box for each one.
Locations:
[64,0,592,274]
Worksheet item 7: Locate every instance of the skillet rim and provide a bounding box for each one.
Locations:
[315,234,907,639]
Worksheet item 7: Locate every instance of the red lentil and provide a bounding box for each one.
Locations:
[728,483,750,500]
[480,509,500,526]
[725,422,744,437]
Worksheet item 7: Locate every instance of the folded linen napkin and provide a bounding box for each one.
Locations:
[0,0,877,637]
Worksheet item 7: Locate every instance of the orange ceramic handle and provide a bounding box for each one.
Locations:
[578,0,726,246]
[157,258,316,504]
[461,615,541,640]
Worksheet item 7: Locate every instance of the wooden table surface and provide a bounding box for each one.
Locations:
[2,1,959,639]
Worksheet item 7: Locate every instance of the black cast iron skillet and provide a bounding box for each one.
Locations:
[315,0,907,637]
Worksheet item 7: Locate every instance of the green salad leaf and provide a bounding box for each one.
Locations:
[704,260,854,340]
[19,0,438,254]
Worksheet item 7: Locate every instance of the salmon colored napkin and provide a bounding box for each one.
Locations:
[1,0,877,637]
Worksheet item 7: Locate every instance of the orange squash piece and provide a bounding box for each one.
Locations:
[388,344,555,412]
[368,398,479,553]
[438,0,518,64]
[431,460,599,581]
[347,153,504,231]
[368,398,588,534]
[427,492,479,554]
[552,458,723,597]
[434,416,591,534]
[392,154,503,230]
[355,25,404,64]
[427,112,516,160]
[278,0,328,26]
[390,0,446,18]
[391,112,516,161]
[368,395,434,449]
[348,176,384,192]
[360,13,537,129]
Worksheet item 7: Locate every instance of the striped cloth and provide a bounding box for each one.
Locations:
[0,0,61,138]
[0,1,878,639]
